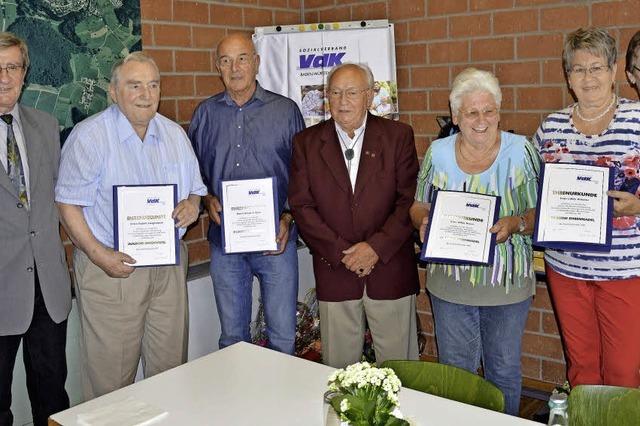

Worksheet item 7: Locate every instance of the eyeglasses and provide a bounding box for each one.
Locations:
[327,87,369,100]
[460,108,498,120]
[217,54,255,69]
[0,63,24,77]
[569,64,609,78]
[125,81,160,92]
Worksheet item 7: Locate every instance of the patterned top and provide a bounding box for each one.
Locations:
[534,97,640,281]
[416,131,540,305]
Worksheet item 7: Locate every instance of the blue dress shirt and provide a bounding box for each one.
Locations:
[56,105,207,248]
[188,83,305,246]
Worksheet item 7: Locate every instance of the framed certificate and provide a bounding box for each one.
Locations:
[220,177,278,254]
[113,184,179,267]
[421,190,500,266]
[533,163,613,252]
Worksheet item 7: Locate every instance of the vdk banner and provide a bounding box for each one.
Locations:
[253,21,398,128]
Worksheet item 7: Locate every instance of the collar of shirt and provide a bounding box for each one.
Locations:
[219,81,266,108]
[334,116,367,191]
[112,104,159,144]
[3,103,22,131]
[334,115,367,144]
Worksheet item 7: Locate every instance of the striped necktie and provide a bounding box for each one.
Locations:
[2,114,28,206]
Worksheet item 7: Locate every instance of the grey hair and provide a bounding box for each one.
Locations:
[327,63,375,88]
[0,32,29,69]
[563,27,616,73]
[111,51,159,85]
[449,68,502,117]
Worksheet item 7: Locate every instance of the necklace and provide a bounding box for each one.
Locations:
[575,95,616,122]
[337,128,365,174]
[456,133,500,165]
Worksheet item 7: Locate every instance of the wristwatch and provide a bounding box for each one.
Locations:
[517,215,526,233]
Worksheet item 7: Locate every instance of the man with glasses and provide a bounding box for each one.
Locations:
[626,30,640,98]
[0,32,71,426]
[56,51,206,399]
[288,63,420,368]
[189,33,304,354]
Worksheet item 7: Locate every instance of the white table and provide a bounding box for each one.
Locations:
[51,342,540,425]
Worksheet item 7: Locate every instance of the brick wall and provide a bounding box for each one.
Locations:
[60,0,640,388]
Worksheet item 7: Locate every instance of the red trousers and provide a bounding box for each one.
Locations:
[546,266,640,387]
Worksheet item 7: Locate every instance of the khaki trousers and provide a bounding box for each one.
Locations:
[319,290,419,368]
[73,242,189,400]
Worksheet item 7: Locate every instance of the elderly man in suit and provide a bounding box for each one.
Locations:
[0,32,71,426]
[288,63,420,368]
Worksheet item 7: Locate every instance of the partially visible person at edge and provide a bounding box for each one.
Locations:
[535,27,640,387]
[289,63,420,369]
[410,68,540,416]
[189,33,305,354]
[56,52,207,399]
[0,31,71,426]
[626,30,640,98]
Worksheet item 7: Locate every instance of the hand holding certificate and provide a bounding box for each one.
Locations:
[113,184,179,267]
[220,177,278,254]
[533,163,613,251]
[420,190,500,265]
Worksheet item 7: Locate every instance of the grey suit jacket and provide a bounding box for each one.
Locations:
[0,105,71,335]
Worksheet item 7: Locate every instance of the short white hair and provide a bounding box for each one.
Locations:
[327,63,374,88]
[111,51,159,86]
[449,68,502,116]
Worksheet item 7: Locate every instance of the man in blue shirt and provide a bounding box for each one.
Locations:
[189,33,304,354]
[55,52,207,399]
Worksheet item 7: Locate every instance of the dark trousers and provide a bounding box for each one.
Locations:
[0,271,69,426]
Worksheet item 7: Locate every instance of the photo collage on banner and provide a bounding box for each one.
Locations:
[254,21,398,128]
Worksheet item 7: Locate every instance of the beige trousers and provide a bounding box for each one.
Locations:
[319,290,419,368]
[73,242,189,400]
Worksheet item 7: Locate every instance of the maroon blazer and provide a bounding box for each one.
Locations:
[289,114,419,302]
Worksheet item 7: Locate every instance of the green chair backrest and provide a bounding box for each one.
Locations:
[568,385,640,426]
[381,360,505,413]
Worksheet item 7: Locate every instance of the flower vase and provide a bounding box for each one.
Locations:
[323,391,348,426]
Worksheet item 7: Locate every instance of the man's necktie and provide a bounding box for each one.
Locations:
[2,114,28,206]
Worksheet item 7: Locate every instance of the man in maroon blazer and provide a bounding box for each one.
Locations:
[289,63,420,368]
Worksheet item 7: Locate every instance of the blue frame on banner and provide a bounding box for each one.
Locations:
[113,184,179,267]
[220,176,279,254]
[533,162,614,252]
[420,189,501,266]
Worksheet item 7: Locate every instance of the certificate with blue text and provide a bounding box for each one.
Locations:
[534,163,613,251]
[220,177,278,254]
[421,190,500,266]
[113,184,179,267]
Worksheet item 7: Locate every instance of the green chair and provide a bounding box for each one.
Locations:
[380,360,505,413]
[568,385,640,426]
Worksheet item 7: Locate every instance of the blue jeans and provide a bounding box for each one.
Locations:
[429,293,531,416]
[209,241,298,354]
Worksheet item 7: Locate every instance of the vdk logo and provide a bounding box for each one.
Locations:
[466,203,480,208]
[248,190,260,195]
[147,198,160,204]
[577,176,592,181]
[299,52,346,69]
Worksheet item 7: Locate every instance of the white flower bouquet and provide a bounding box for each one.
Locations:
[326,362,408,426]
